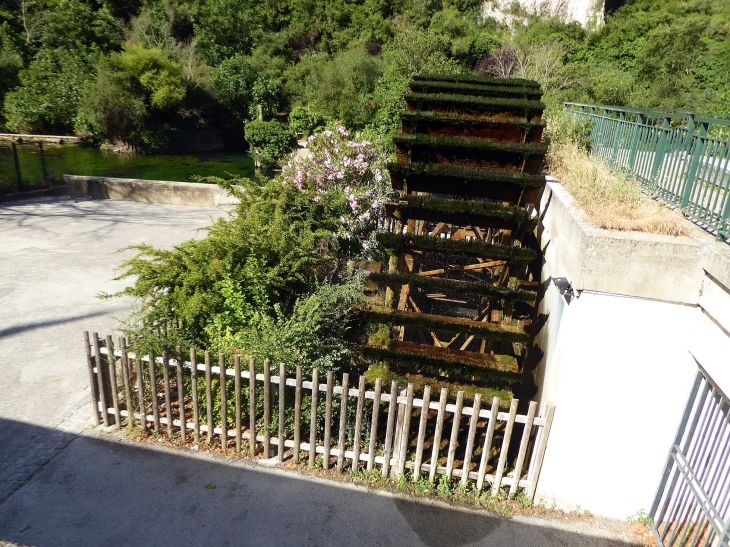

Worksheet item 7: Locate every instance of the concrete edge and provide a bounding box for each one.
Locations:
[64,175,239,209]
[541,177,730,302]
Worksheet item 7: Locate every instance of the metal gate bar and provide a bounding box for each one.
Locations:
[650,363,730,546]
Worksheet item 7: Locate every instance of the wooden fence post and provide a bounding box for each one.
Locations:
[336,373,349,471]
[149,350,160,432]
[135,356,145,429]
[176,346,185,442]
[235,355,242,454]
[162,349,173,439]
[413,385,431,481]
[509,400,537,498]
[191,348,200,444]
[309,368,319,468]
[205,351,213,444]
[83,332,100,425]
[263,359,271,457]
[382,380,399,477]
[121,337,134,432]
[278,363,286,462]
[477,397,500,491]
[445,391,464,480]
[396,384,414,476]
[492,398,519,496]
[219,353,227,451]
[92,333,110,426]
[461,394,481,485]
[294,366,302,463]
[367,378,382,472]
[429,389,448,483]
[248,358,256,455]
[352,375,366,470]
[526,405,556,501]
[106,336,121,429]
[323,371,334,470]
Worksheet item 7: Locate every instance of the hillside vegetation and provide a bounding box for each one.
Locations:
[0,0,728,149]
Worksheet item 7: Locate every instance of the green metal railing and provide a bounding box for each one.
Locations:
[564,103,730,241]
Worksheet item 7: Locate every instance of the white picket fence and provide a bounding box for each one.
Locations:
[84,332,555,500]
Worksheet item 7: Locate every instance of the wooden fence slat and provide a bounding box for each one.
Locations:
[323,371,334,470]
[352,376,365,469]
[397,384,415,476]
[367,378,382,472]
[175,346,185,442]
[92,333,109,427]
[263,359,271,457]
[149,350,160,432]
[105,335,121,429]
[429,388,448,483]
[135,356,145,430]
[526,405,555,501]
[413,385,431,481]
[382,380,399,477]
[446,391,464,480]
[162,350,174,439]
[219,353,227,452]
[477,397,500,491]
[235,355,242,454]
[278,363,286,462]
[248,358,256,455]
[492,398,519,496]
[294,366,302,463]
[83,332,100,425]
[509,400,537,498]
[120,337,133,431]
[205,351,213,444]
[191,348,200,444]
[309,369,319,468]
[461,394,481,485]
[337,374,349,471]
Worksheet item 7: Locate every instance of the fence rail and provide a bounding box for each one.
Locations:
[83,331,555,500]
[564,103,730,242]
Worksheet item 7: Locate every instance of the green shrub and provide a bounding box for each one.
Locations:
[244,119,296,168]
[288,106,328,136]
[544,109,593,151]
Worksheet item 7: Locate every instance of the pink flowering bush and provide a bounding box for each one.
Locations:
[281,124,392,256]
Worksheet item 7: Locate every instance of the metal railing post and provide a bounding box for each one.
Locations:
[650,118,671,189]
[628,114,643,170]
[11,142,23,192]
[680,121,708,209]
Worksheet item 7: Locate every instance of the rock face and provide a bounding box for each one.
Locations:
[482,0,605,26]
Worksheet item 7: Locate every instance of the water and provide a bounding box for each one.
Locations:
[0,143,256,195]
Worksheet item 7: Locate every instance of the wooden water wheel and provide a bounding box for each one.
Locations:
[364,74,547,398]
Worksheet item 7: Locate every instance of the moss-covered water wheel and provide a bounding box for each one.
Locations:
[365,73,547,403]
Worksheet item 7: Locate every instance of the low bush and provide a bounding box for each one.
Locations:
[244,120,297,169]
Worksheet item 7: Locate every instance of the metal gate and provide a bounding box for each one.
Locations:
[650,363,730,546]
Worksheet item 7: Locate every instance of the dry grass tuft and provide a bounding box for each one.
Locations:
[546,141,688,236]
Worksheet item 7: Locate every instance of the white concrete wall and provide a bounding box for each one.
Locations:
[533,182,730,520]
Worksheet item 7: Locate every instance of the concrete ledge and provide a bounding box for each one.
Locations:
[64,175,238,208]
[539,177,730,303]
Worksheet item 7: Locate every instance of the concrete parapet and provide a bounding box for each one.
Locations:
[538,177,730,303]
[64,175,238,208]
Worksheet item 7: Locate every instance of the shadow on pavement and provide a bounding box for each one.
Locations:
[0,419,639,547]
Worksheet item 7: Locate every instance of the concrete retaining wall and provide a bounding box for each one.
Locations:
[533,178,730,519]
[64,175,238,208]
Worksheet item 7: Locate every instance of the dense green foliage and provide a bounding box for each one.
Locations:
[243,119,296,168]
[1,0,728,145]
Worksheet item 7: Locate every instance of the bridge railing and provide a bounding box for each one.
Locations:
[563,102,730,242]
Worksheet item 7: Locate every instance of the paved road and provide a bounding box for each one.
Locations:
[0,424,641,547]
[0,197,223,500]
